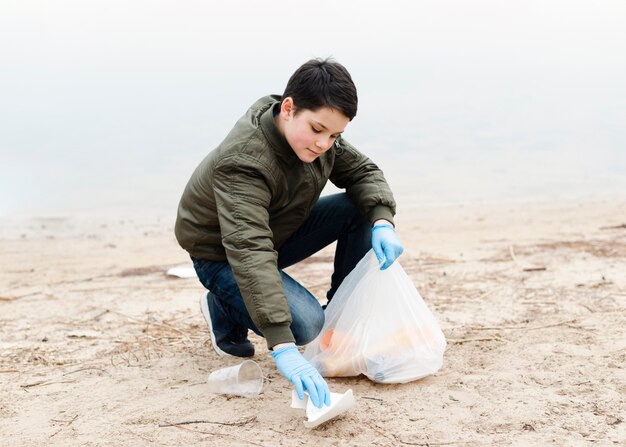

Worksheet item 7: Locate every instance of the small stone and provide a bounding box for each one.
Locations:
[606,415,623,426]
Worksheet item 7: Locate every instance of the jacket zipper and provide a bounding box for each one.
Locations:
[306,163,320,210]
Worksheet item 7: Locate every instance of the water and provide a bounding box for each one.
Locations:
[2,1,625,217]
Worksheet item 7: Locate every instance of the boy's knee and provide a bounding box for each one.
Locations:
[339,195,367,231]
[293,307,325,346]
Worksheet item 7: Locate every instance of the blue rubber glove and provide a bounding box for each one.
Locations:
[371,223,404,270]
[271,344,330,408]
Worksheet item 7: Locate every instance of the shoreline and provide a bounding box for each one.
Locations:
[3,189,626,220]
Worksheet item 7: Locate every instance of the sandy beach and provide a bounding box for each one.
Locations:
[1,198,625,446]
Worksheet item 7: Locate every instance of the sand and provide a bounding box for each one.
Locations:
[1,198,625,446]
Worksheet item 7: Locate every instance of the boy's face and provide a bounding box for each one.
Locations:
[277,97,349,163]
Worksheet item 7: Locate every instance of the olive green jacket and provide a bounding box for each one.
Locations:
[175,95,396,348]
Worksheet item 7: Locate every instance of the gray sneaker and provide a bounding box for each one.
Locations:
[200,292,255,358]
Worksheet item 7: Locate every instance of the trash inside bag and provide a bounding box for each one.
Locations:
[304,250,446,383]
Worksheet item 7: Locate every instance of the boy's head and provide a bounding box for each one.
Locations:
[281,58,358,120]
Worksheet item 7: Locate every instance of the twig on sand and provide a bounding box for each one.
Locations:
[78,309,110,323]
[159,416,257,427]
[527,319,579,330]
[50,414,79,426]
[21,379,76,389]
[126,429,155,443]
[62,367,111,377]
[477,288,500,300]
[49,414,78,438]
[521,300,557,305]
[522,266,547,272]
[394,438,474,446]
[109,310,194,344]
[0,291,44,301]
[49,428,64,439]
[448,336,507,344]
[365,422,396,442]
[600,223,626,230]
[164,423,265,446]
[469,318,578,331]
[268,427,289,436]
[362,396,384,402]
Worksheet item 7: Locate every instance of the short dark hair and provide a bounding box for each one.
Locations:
[281,58,358,120]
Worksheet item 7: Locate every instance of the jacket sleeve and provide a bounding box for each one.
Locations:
[329,137,397,225]
[212,154,295,349]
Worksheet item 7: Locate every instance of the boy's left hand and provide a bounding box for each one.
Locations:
[371,222,404,270]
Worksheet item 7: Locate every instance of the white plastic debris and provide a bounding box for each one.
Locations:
[290,389,356,428]
[165,266,197,278]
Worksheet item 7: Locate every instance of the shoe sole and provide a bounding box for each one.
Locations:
[199,292,232,358]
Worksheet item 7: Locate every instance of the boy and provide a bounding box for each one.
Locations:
[175,58,404,408]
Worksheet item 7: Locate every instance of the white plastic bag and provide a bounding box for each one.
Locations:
[304,250,446,383]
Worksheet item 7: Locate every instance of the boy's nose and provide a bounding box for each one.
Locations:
[316,138,330,150]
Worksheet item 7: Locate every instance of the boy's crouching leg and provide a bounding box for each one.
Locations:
[281,270,325,346]
[292,305,325,346]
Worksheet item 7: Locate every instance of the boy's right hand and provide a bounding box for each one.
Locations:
[271,343,330,408]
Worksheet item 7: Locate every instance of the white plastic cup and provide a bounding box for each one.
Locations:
[207,360,263,398]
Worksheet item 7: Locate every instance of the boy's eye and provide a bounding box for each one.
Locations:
[312,127,322,133]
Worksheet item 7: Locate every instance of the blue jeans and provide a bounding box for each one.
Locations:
[192,193,371,346]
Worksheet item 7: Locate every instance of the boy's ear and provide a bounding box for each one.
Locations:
[280,97,295,118]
